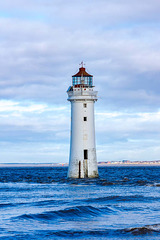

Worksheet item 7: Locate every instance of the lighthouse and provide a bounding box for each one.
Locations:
[67,63,98,178]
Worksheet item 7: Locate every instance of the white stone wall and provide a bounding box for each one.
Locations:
[67,87,98,178]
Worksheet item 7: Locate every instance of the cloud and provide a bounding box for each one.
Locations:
[0,15,159,108]
[1,99,160,162]
[0,100,70,142]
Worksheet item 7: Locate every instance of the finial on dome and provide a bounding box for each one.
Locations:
[79,61,85,68]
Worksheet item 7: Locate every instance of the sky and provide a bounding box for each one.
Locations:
[1,0,160,163]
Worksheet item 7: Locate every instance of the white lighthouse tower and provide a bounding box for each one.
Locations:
[67,63,98,178]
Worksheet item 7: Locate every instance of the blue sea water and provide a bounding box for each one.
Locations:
[0,166,160,240]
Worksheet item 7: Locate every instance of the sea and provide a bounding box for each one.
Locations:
[0,166,160,240]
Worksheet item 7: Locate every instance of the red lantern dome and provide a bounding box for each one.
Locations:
[72,63,93,87]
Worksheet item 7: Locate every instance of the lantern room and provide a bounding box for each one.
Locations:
[72,66,93,87]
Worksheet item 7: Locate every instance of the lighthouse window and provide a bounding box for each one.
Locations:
[84,150,88,159]
[83,103,87,108]
[84,117,87,121]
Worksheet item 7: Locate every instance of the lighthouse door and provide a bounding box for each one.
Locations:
[83,150,88,178]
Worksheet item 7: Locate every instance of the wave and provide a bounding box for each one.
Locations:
[0,178,158,188]
[121,224,160,235]
[40,229,112,238]
[31,199,68,207]
[50,224,160,237]
[84,194,159,203]
[153,183,160,187]
[0,203,16,208]
[7,225,160,239]
[15,205,103,221]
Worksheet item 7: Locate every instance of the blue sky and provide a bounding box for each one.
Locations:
[1,0,160,163]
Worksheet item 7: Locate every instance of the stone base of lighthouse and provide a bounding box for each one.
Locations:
[67,152,99,178]
[67,86,99,179]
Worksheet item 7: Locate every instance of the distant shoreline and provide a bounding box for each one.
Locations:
[98,164,160,167]
[0,163,160,167]
[0,164,68,168]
